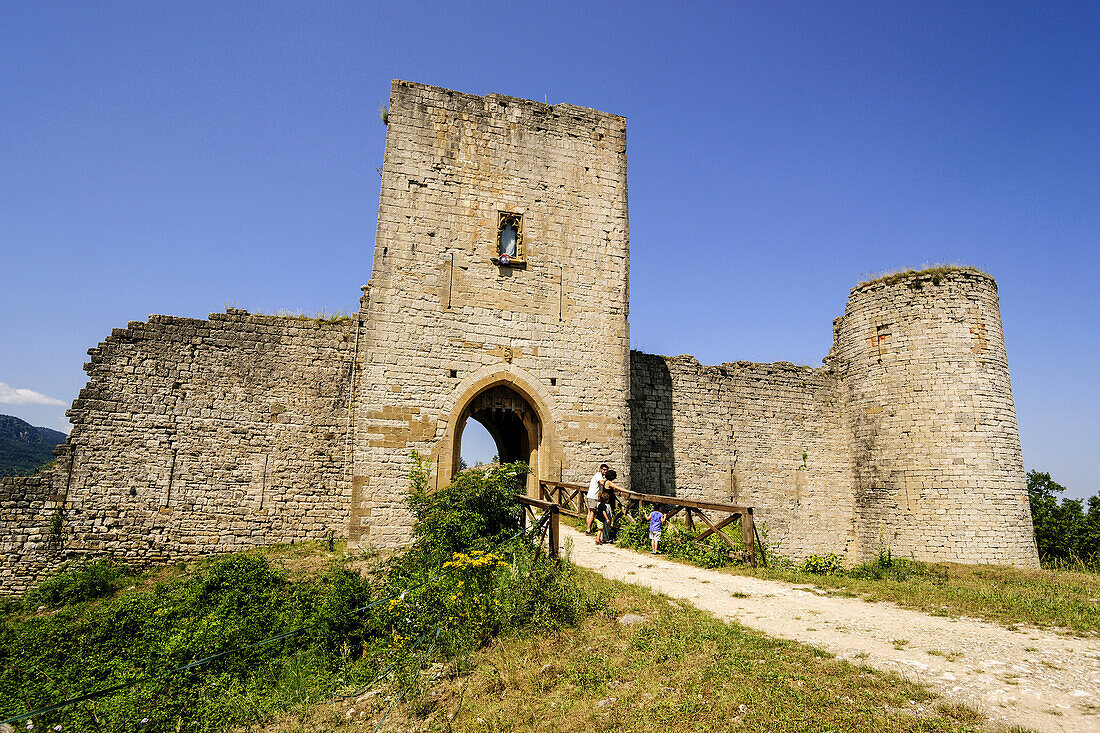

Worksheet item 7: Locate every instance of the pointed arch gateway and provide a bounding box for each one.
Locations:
[434,372,562,496]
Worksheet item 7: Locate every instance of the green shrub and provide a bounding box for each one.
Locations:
[0,553,378,733]
[388,455,594,656]
[496,552,601,632]
[1,457,594,732]
[613,503,736,569]
[21,557,132,610]
[801,553,844,575]
[403,453,523,566]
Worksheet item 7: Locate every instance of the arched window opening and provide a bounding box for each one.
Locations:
[495,211,524,266]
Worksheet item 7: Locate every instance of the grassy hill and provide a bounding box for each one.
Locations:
[0,461,993,732]
[1,544,993,733]
[0,414,66,477]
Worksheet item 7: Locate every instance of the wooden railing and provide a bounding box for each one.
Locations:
[516,494,559,559]
[538,481,586,517]
[537,480,758,567]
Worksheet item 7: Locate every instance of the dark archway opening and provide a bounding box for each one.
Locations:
[453,384,540,494]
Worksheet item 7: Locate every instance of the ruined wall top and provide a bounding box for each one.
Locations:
[848,266,995,297]
[390,79,626,126]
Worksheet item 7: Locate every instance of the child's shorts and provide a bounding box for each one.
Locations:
[649,530,662,541]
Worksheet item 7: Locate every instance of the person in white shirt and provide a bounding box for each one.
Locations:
[585,464,609,534]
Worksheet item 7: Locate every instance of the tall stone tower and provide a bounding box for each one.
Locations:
[349,81,631,549]
[832,269,1037,564]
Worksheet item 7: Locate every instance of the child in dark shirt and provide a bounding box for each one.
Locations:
[594,495,615,544]
[594,471,619,545]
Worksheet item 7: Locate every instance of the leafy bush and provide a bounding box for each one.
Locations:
[1,552,377,732]
[21,557,132,610]
[389,455,595,657]
[403,453,523,566]
[801,553,844,575]
[1028,470,1100,570]
[613,503,736,569]
[496,551,601,632]
[2,457,596,731]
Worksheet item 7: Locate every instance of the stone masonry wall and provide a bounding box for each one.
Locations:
[352,81,631,550]
[831,270,1038,565]
[0,474,65,595]
[1,310,364,593]
[627,270,1038,566]
[630,352,855,559]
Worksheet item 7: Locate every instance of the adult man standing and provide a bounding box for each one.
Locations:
[585,463,609,534]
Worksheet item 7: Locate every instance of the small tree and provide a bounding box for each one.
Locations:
[405,452,523,564]
[1027,470,1100,568]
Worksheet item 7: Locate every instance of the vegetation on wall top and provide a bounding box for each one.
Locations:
[855,265,987,290]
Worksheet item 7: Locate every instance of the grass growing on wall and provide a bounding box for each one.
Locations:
[220,304,357,323]
[855,264,985,289]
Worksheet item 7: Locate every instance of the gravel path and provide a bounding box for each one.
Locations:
[562,526,1100,732]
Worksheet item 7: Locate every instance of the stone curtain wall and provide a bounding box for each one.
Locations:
[0,311,363,592]
[352,81,631,550]
[832,270,1038,566]
[0,474,64,595]
[630,270,1038,567]
[630,352,855,559]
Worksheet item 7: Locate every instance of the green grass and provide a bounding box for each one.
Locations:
[267,571,990,733]
[740,560,1100,635]
[855,265,985,289]
[565,513,1100,634]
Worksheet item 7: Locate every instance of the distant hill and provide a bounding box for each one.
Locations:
[0,414,67,477]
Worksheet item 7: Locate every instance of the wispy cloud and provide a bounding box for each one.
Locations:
[0,382,66,406]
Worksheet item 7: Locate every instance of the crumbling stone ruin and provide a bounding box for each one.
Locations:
[1,81,1039,593]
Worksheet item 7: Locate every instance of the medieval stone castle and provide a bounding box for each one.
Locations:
[1,81,1039,593]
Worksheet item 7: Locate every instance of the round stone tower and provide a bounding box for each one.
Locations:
[831,268,1038,566]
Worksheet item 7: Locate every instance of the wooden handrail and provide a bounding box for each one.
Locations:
[614,488,753,516]
[539,480,587,491]
[536,479,758,567]
[518,495,558,511]
[516,494,559,559]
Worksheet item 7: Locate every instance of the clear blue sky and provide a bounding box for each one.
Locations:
[1,2,1096,498]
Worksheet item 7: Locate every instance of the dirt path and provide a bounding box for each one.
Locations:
[561,526,1100,732]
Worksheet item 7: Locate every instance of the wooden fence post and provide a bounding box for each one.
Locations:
[743,509,756,568]
[550,504,559,559]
